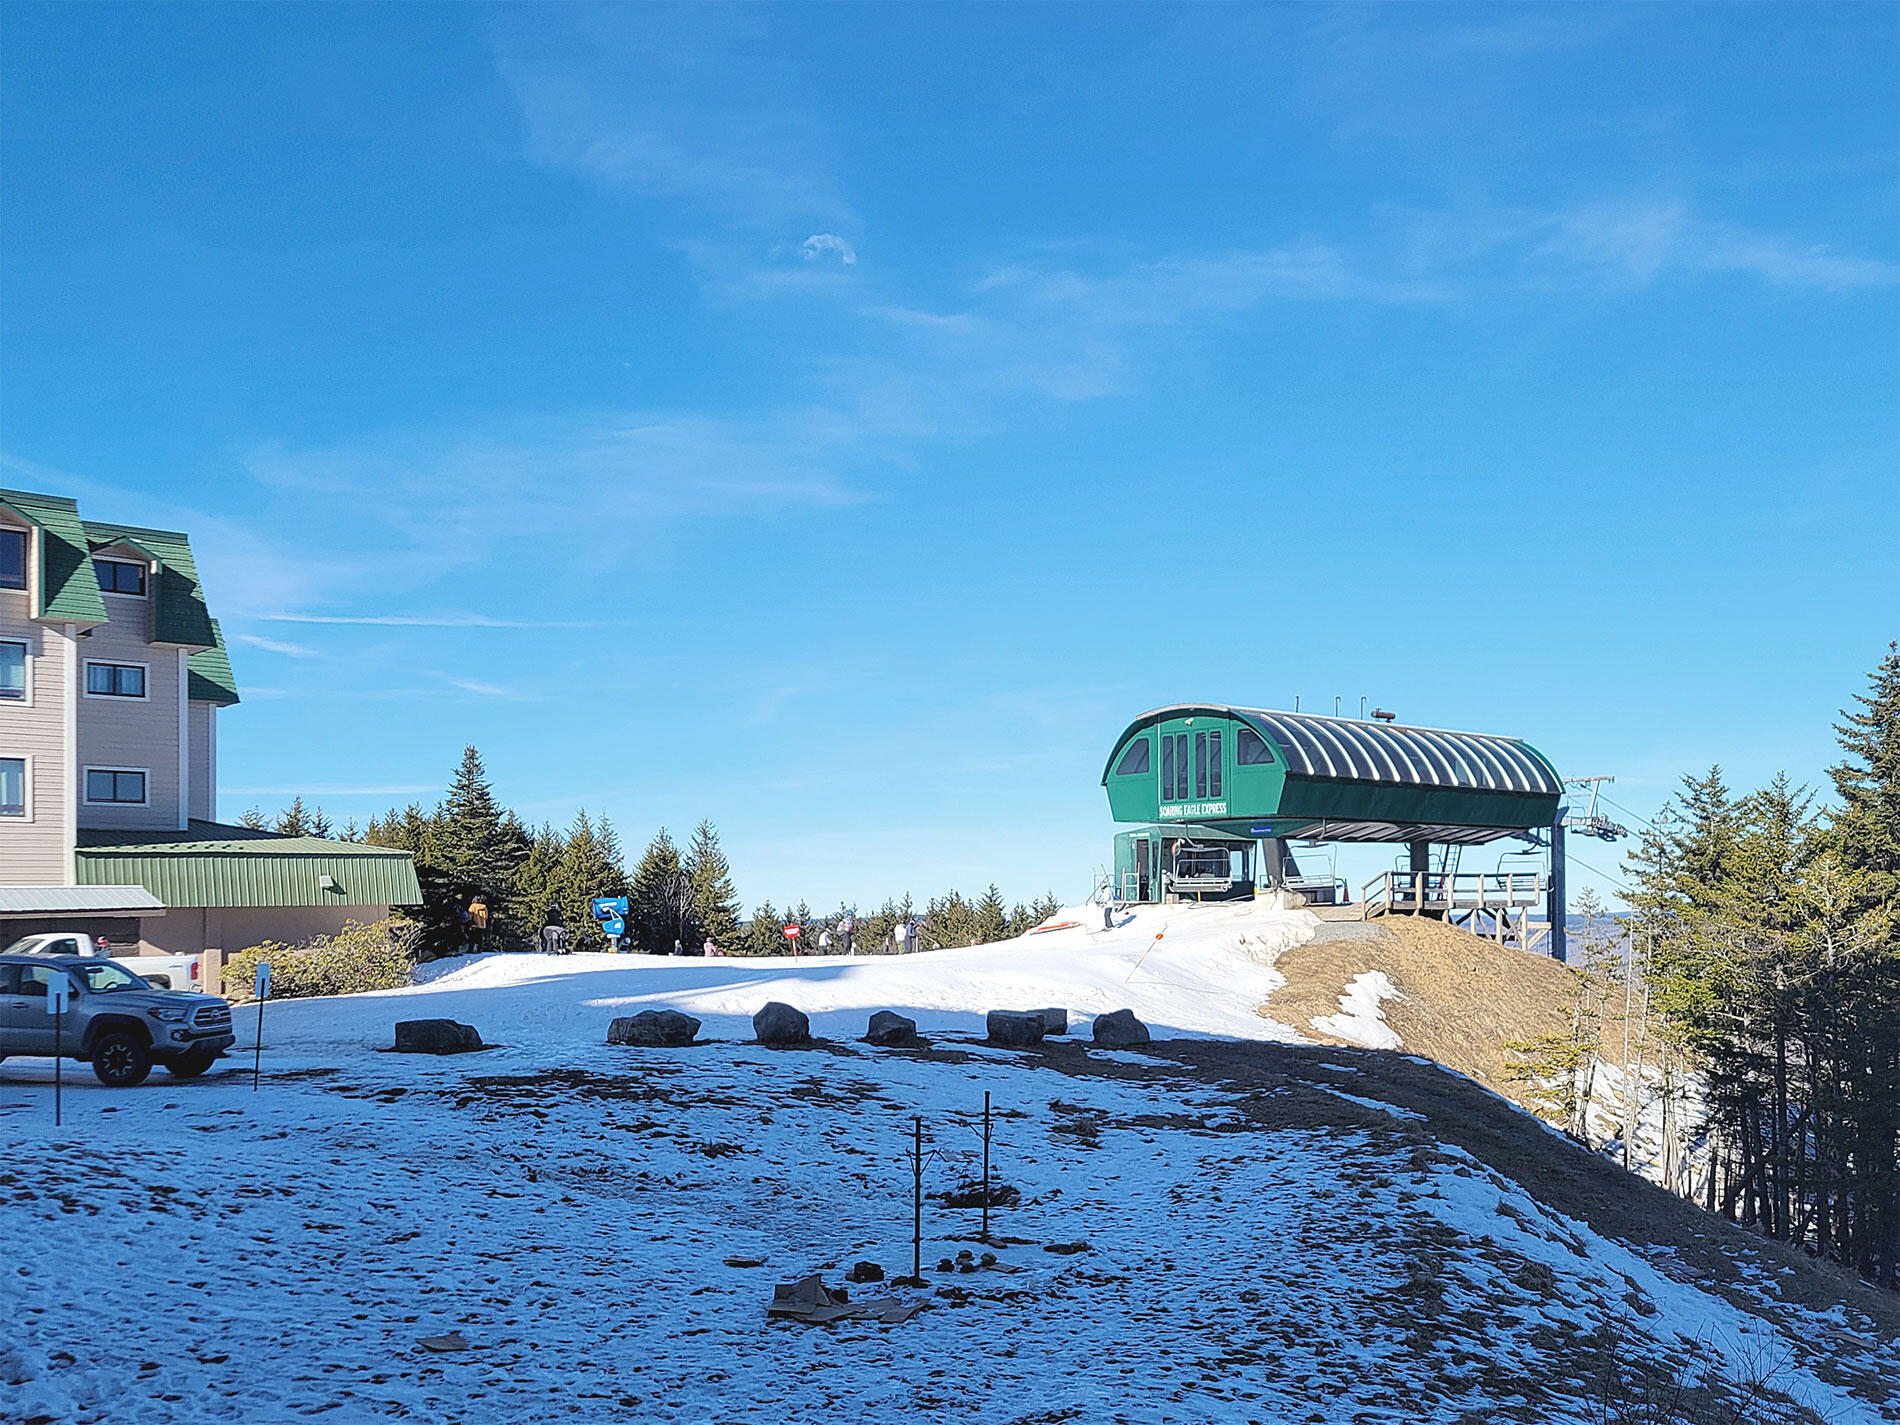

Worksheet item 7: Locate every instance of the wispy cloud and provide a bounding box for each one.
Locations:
[221,784,438,797]
[495,10,853,232]
[234,633,320,658]
[256,613,603,629]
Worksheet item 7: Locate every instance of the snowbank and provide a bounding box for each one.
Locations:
[268,900,1320,1053]
[1311,969,1404,1050]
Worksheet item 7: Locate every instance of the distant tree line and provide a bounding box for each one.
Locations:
[245,746,1058,958]
[1619,648,1900,1290]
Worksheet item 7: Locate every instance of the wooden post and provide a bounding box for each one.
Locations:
[1408,840,1429,913]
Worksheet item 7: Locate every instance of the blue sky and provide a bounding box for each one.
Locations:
[3,3,1894,911]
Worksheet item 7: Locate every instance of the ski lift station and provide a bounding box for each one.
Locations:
[1102,705,1572,960]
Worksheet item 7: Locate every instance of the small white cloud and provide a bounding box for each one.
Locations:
[801,233,857,266]
[234,633,320,658]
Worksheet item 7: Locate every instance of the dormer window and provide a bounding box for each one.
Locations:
[0,530,24,590]
[96,558,147,596]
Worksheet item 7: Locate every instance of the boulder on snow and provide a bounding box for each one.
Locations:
[1091,1009,1150,1048]
[864,1010,919,1046]
[1033,1007,1068,1036]
[986,1010,1046,1048]
[607,1010,701,1047]
[393,1019,484,1054]
[753,1001,811,1046]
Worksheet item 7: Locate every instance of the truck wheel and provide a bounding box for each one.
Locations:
[91,1031,153,1087]
[164,1048,217,1079]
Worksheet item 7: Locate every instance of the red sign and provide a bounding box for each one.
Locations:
[782,925,801,939]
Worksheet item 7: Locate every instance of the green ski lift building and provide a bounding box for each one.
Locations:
[1102,705,1570,960]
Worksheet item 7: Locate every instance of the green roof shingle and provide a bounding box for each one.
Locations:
[0,488,109,624]
[84,519,220,649]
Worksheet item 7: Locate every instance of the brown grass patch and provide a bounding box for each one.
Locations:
[1268,916,1581,1097]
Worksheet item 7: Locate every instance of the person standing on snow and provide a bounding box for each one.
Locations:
[818,927,833,952]
[840,914,854,955]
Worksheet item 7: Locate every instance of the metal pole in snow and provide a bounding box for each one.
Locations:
[981,1091,992,1244]
[912,1116,923,1282]
[252,961,272,1092]
[53,998,62,1129]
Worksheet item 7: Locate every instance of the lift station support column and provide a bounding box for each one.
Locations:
[1547,814,1568,963]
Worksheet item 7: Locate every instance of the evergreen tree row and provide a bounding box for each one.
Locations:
[254,745,1059,960]
[1623,646,1900,1289]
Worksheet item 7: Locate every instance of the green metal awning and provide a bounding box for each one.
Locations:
[1103,704,1562,844]
[76,820,422,909]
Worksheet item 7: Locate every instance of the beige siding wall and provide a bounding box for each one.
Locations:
[0,585,72,885]
[189,701,214,820]
[76,591,182,832]
[140,903,392,956]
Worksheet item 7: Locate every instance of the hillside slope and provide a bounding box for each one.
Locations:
[3,904,1895,1424]
[1266,914,1580,1096]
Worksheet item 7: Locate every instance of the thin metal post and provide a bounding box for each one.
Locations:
[981,1091,992,1244]
[911,1116,924,1281]
[53,999,62,1128]
[252,995,265,1091]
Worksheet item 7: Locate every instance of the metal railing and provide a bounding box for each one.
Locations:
[1360,869,1546,919]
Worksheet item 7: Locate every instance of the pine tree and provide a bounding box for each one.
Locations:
[507,822,566,943]
[433,747,526,906]
[238,806,269,830]
[972,884,1008,945]
[1826,643,1900,922]
[684,820,741,953]
[548,810,628,950]
[275,797,330,837]
[742,901,781,956]
[629,829,686,954]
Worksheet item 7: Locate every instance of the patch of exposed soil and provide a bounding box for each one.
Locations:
[1267,915,1581,1096]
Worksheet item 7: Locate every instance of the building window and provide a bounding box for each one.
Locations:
[0,757,24,816]
[1115,739,1151,776]
[1208,730,1223,797]
[85,768,146,804]
[0,641,24,701]
[95,559,147,596]
[86,662,146,698]
[1237,726,1274,765]
[0,530,24,590]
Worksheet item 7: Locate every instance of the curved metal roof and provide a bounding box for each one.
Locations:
[1107,705,1560,796]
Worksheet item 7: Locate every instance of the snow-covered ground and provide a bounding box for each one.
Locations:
[4,902,1893,1425]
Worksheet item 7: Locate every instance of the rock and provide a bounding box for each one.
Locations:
[845,1261,885,1284]
[606,1010,701,1047]
[753,1001,811,1046]
[393,1019,484,1054]
[1033,1007,1068,1035]
[985,1010,1045,1048]
[1091,1008,1150,1048]
[864,1010,919,1046]
[1044,1240,1093,1255]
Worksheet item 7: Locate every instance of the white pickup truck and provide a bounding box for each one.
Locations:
[3,932,208,992]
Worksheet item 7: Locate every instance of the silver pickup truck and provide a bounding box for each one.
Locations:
[0,951,237,1086]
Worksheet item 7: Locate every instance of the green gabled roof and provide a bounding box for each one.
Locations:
[76,820,422,910]
[84,519,219,649]
[0,488,109,625]
[188,619,240,706]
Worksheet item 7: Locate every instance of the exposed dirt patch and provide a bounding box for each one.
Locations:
[1268,915,1581,1096]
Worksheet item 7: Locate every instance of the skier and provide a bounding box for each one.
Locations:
[840,914,854,955]
[541,904,568,955]
[818,927,833,952]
